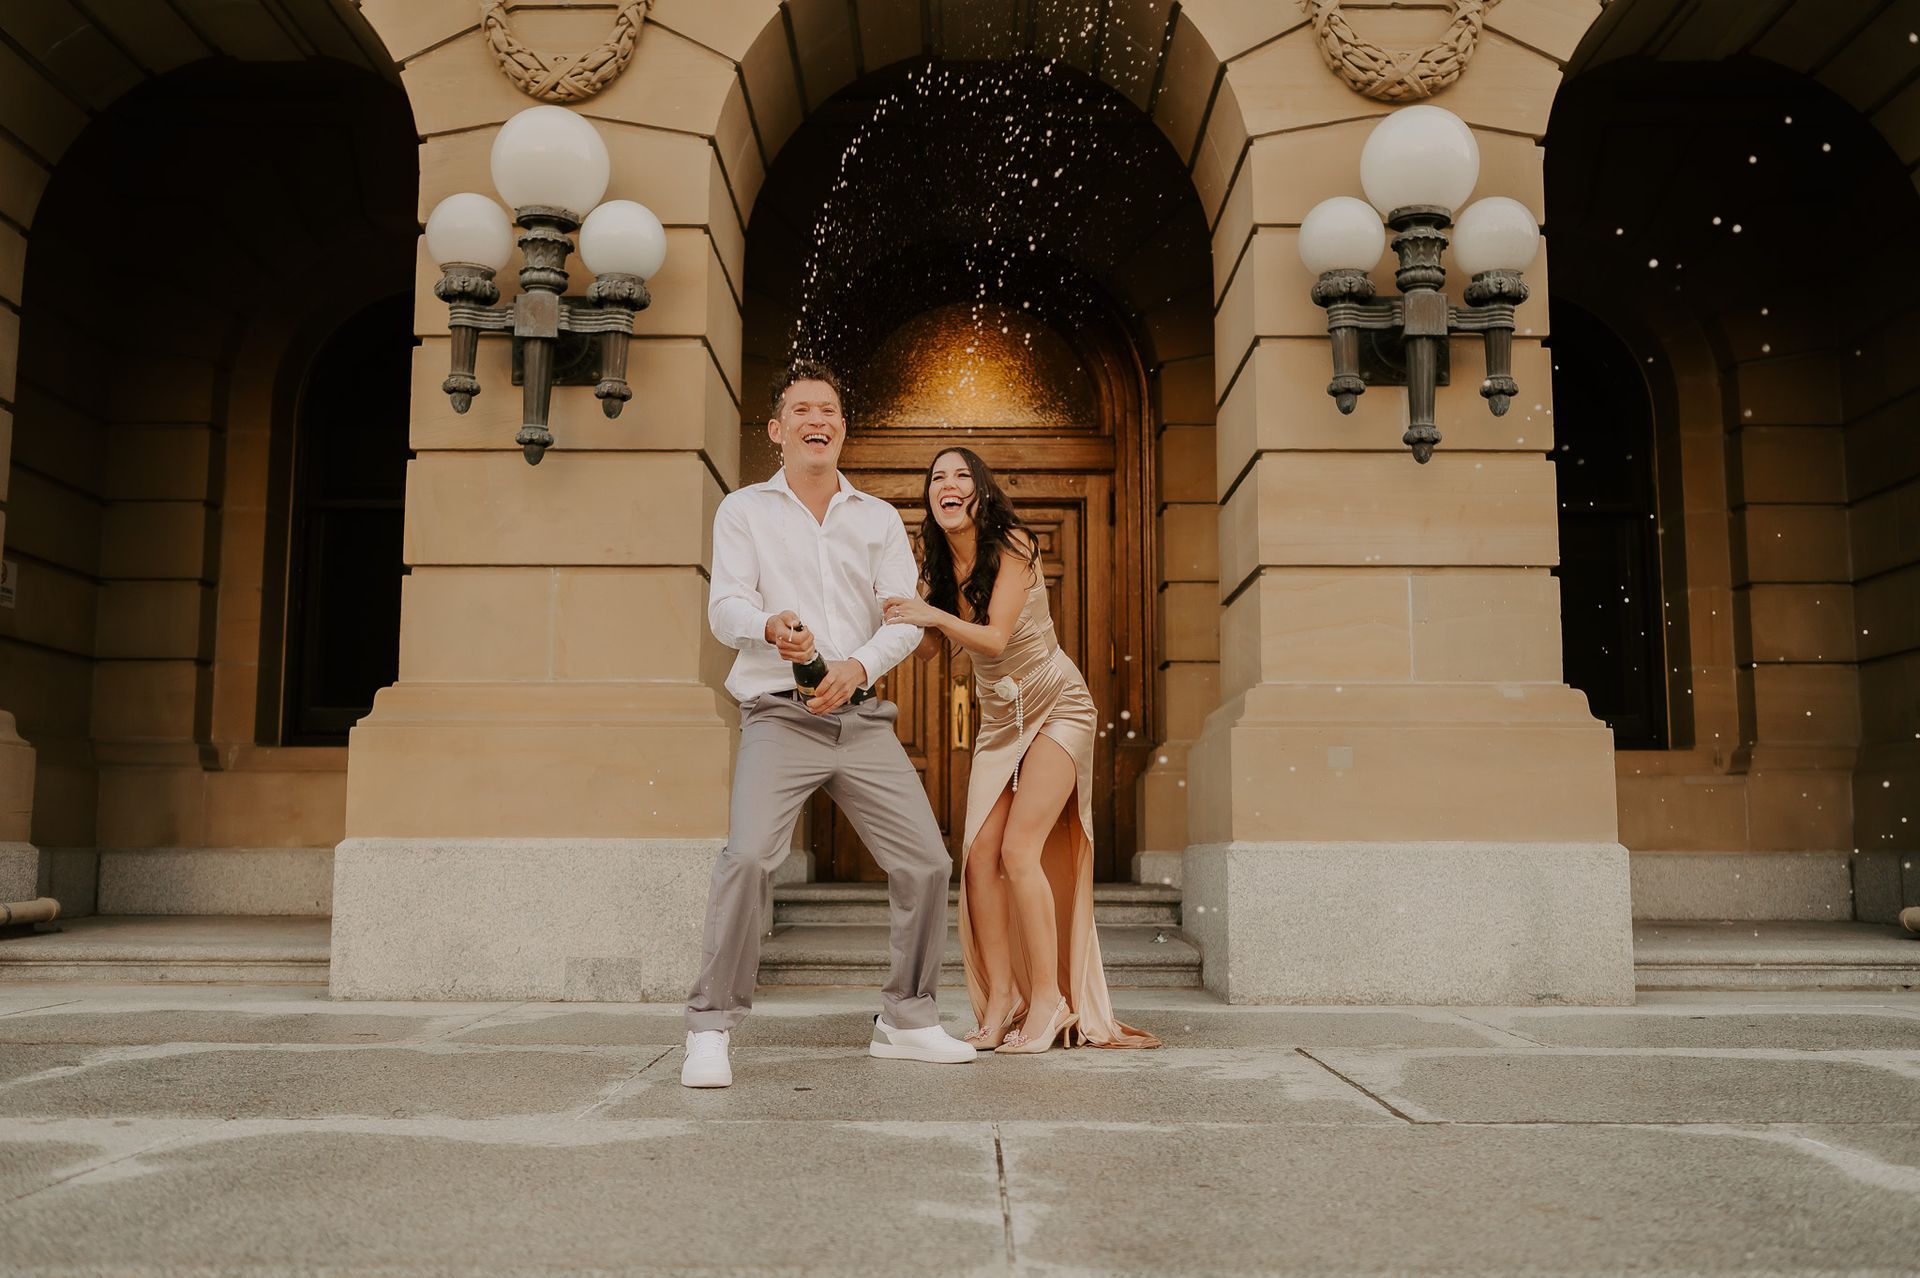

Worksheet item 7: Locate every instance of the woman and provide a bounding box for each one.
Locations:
[883,448,1158,1054]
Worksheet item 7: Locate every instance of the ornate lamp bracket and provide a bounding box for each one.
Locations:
[436,207,650,465]
[1309,205,1529,463]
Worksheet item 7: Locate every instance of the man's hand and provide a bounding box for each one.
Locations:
[765,611,815,663]
[806,659,868,715]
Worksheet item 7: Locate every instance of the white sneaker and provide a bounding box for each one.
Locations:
[681,1029,731,1088]
[869,1015,978,1064]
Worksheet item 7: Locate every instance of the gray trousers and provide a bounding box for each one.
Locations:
[685,694,951,1033]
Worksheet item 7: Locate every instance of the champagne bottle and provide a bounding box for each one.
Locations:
[790,623,829,694]
[789,621,870,704]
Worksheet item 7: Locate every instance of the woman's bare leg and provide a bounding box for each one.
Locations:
[963,785,1021,1040]
[997,734,1079,1037]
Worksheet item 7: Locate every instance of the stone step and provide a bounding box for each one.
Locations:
[0,916,330,985]
[758,922,1203,988]
[1631,920,1920,991]
[773,881,1182,926]
[5,916,1911,994]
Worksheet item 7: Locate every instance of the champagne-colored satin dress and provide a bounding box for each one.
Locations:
[956,568,1160,1049]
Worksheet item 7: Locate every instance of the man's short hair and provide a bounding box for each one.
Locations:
[770,360,848,421]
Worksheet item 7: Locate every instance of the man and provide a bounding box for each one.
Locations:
[682,361,976,1087]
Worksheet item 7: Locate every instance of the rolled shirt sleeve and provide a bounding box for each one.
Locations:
[848,509,924,686]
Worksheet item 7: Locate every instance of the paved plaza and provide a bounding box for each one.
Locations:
[1,984,1918,1275]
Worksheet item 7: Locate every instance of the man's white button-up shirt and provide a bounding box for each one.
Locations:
[708,467,924,704]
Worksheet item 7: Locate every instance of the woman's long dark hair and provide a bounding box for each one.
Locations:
[920,447,1040,623]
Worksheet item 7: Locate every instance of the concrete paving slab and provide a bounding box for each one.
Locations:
[1791,1122,1920,1173]
[0,1124,1008,1276]
[1107,1003,1512,1048]
[607,1046,1398,1126]
[0,1044,91,1083]
[448,997,1509,1051]
[1308,1048,1920,1124]
[1,986,1918,1274]
[1467,1008,1920,1050]
[450,1006,893,1048]
[0,1045,654,1121]
[0,1139,97,1201]
[1002,1122,1920,1275]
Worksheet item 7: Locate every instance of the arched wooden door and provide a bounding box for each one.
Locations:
[808,302,1152,883]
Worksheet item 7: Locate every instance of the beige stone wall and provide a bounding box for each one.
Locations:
[0,41,77,868]
[1847,301,1920,919]
[0,269,105,855]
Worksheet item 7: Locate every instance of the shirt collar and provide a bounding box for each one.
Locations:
[765,467,870,505]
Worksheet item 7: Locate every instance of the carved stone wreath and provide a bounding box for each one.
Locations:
[1296,0,1500,102]
[481,0,652,102]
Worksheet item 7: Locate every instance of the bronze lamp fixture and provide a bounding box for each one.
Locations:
[425,106,668,464]
[1299,105,1541,463]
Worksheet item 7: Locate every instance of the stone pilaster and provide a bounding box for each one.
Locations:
[1185,27,1633,1004]
[335,10,748,998]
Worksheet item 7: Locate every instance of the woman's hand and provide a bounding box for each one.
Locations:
[882,596,942,628]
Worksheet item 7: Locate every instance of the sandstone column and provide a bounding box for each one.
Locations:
[336,4,747,999]
[1182,4,1634,1004]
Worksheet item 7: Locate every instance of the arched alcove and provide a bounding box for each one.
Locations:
[1548,43,1920,921]
[2,57,415,912]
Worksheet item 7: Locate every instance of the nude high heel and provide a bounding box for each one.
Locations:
[994,1001,1078,1055]
[964,999,1028,1050]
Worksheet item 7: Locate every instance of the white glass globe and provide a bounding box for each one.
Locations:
[1451,196,1540,275]
[1359,105,1481,216]
[1298,196,1386,275]
[489,106,611,215]
[579,200,668,279]
[424,192,514,270]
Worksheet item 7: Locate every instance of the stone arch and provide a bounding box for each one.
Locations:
[735,53,1216,876]
[1572,0,1920,185]
[710,4,1254,871]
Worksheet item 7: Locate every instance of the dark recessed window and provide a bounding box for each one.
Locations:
[1549,300,1668,750]
[283,293,414,744]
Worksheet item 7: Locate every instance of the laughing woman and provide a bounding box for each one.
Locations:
[884,448,1159,1054]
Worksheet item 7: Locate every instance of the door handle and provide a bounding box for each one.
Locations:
[951,678,971,750]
